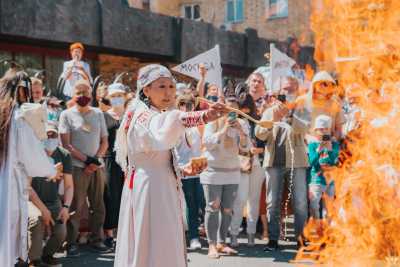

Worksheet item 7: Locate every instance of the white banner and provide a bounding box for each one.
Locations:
[172,45,223,89]
[270,43,296,91]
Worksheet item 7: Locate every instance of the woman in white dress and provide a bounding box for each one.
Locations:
[114,64,227,267]
[0,70,57,267]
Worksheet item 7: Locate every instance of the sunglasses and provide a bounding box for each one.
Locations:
[319,82,333,87]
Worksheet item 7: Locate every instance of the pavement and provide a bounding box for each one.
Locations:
[59,236,299,267]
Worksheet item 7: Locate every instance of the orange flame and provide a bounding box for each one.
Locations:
[296,0,400,266]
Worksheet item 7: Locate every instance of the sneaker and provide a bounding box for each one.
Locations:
[230,235,239,248]
[189,238,202,250]
[104,237,115,249]
[41,256,61,267]
[91,241,111,253]
[264,240,279,251]
[67,244,80,257]
[247,234,255,247]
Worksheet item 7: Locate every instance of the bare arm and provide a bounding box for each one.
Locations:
[60,132,87,162]
[197,64,207,97]
[95,136,109,158]
[62,174,74,207]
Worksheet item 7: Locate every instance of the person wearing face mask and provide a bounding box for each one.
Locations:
[102,83,127,248]
[28,123,74,267]
[58,79,110,256]
[307,115,339,221]
[174,93,206,251]
[0,70,58,267]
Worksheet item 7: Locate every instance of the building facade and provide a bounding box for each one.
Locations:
[128,0,313,46]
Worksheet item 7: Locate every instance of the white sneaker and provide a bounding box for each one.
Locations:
[190,238,202,250]
[230,235,239,248]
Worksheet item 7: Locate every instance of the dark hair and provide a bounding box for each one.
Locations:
[234,82,249,97]
[139,89,151,107]
[238,92,258,119]
[0,70,32,167]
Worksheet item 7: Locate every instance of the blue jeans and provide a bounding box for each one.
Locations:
[266,167,308,241]
[182,178,203,240]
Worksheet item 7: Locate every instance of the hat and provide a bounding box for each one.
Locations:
[46,122,58,134]
[314,115,332,129]
[108,83,126,96]
[137,64,175,91]
[311,71,336,86]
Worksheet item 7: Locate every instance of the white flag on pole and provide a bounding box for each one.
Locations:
[172,45,223,89]
[270,43,296,91]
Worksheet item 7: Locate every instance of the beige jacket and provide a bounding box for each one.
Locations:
[255,106,309,168]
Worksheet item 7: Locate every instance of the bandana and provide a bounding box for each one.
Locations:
[136,64,175,91]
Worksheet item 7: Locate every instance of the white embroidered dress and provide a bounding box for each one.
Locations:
[114,102,206,267]
[0,107,56,266]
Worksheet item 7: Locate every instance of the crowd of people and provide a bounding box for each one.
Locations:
[0,42,363,267]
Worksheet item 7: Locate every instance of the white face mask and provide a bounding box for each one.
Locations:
[110,97,125,107]
[286,94,297,103]
[43,138,59,152]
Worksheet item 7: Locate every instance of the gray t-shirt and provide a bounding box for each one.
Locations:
[59,106,108,167]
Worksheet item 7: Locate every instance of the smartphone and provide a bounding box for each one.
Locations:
[228,111,237,121]
[277,94,286,103]
[322,134,331,141]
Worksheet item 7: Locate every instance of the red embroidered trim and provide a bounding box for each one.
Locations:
[137,111,151,124]
[181,111,205,128]
[124,111,134,132]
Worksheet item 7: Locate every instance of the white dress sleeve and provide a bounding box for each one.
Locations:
[133,109,207,152]
[17,119,56,178]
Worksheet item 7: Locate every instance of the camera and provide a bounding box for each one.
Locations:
[322,134,331,141]
[277,94,286,103]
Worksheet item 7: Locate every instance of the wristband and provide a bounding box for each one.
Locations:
[63,204,70,209]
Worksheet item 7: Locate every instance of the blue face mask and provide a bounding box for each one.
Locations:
[110,97,125,107]
[42,138,59,152]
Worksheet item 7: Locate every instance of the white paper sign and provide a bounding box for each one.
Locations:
[270,43,296,90]
[172,45,223,89]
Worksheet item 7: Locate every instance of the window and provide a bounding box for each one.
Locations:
[266,0,288,19]
[182,4,201,20]
[226,0,244,23]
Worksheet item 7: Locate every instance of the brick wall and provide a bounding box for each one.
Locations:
[146,0,313,46]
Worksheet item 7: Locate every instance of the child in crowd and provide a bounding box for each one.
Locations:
[308,115,340,220]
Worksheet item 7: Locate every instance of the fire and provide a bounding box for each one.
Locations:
[296,0,400,266]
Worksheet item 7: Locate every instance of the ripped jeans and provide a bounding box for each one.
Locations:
[202,184,238,244]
